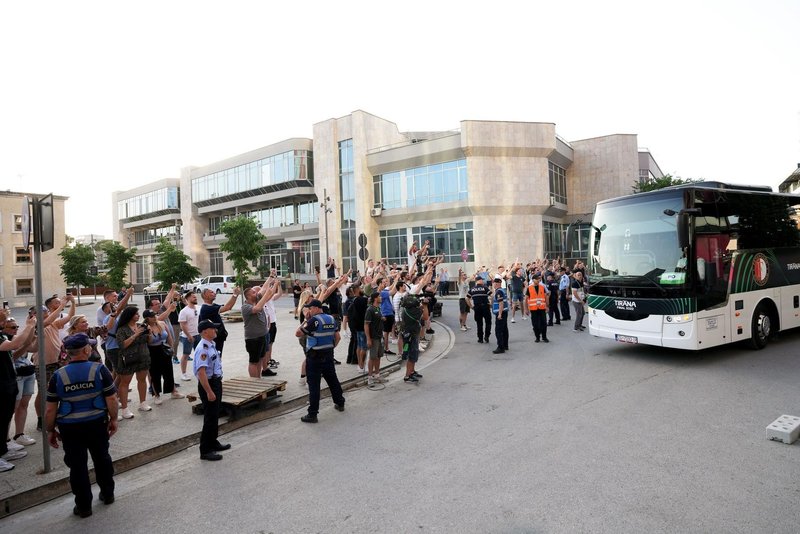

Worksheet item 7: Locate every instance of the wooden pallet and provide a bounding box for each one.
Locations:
[190,377,287,419]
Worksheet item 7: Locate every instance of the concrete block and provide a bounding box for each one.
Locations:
[766,414,800,444]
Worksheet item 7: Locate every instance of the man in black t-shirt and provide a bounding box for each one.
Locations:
[199,287,240,356]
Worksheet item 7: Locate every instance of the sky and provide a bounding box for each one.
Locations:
[1,0,798,239]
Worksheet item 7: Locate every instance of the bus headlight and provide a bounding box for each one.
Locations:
[664,314,692,323]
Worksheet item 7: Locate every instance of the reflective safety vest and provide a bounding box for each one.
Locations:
[527,283,547,311]
[492,288,506,315]
[54,362,107,424]
[306,314,337,351]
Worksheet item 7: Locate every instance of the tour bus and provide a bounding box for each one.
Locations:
[586,182,800,350]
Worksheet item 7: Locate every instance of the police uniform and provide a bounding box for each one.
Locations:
[301,309,345,420]
[46,336,117,516]
[492,283,509,352]
[467,283,492,342]
[192,330,224,458]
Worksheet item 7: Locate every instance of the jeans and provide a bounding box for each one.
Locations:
[473,306,492,341]
[306,350,345,416]
[198,376,222,454]
[59,418,114,510]
[494,314,509,350]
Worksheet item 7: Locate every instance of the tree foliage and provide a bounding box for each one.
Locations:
[151,238,201,290]
[99,241,136,290]
[219,215,263,289]
[633,174,702,193]
[59,243,96,304]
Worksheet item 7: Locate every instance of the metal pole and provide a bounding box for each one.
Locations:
[32,197,52,472]
[323,188,330,259]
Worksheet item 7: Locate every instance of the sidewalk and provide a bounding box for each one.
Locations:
[0,294,453,517]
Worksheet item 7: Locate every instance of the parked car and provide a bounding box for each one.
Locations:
[197,275,237,295]
[183,278,202,292]
[142,281,163,297]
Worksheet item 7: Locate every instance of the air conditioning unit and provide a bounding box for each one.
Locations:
[371,207,382,217]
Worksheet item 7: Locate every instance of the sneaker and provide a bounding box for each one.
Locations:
[181,373,193,381]
[261,369,277,377]
[373,374,386,383]
[14,434,36,447]
[187,356,193,361]
[153,396,163,406]
[511,318,516,323]
[411,371,423,379]
[573,328,581,332]
[120,408,135,419]
[2,449,27,461]
[0,458,15,472]
[426,328,435,334]
[384,349,396,355]
[334,404,344,412]
[359,367,368,375]
[418,345,426,353]
[367,376,375,386]
[466,325,472,329]
[172,356,180,364]
[403,375,419,383]
[269,359,280,368]
[6,440,24,452]
[170,391,186,399]
[298,377,307,386]
[460,325,467,331]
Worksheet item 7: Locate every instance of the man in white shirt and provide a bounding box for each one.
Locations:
[178,291,200,381]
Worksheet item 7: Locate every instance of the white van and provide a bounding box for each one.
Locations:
[197,275,236,294]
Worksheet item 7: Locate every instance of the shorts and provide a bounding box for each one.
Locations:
[401,332,420,363]
[382,315,395,333]
[181,334,201,355]
[356,331,367,350]
[105,348,119,372]
[269,322,277,345]
[459,298,470,314]
[35,363,60,388]
[16,374,35,399]
[245,337,266,364]
[512,292,524,302]
[369,337,384,360]
[264,331,272,351]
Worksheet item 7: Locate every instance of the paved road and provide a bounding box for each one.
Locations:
[4,301,799,532]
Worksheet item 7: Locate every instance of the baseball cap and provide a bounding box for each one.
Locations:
[63,333,98,350]
[198,320,219,332]
[304,299,323,308]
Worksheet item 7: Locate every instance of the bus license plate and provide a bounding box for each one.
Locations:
[615,334,638,344]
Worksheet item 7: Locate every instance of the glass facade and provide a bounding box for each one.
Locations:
[380,223,474,265]
[134,256,151,284]
[191,150,313,203]
[118,187,179,219]
[549,162,567,205]
[543,221,590,259]
[379,228,408,266]
[373,159,468,209]
[133,225,180,246]
[209,250,224,275]
[207,201,318,236]
[339,139,357,271]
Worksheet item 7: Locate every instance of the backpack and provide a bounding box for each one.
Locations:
[400,294,423,335]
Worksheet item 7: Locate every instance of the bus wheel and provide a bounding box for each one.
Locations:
[749,303,772,350]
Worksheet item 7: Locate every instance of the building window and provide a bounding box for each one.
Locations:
[209,250,224,275]
[409,222,474,264]
[259,243,286,276]
[118,187,180,220]
[543,221,590,260]
[287,239,319,275]
[373,159,468,210]
[542,221,564,258]
[379,229,409,266]
[16,278,33,296]
[191,150,314,203]
[15,247,32,264]
[549,162,567,205]
[13,214,23,232]
[133,225,180,247]
[339,139,357,271]
[134,257,151,284]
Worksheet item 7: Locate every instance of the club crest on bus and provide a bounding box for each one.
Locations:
[753,253,769,287]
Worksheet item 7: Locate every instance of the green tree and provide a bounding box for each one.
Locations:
[633,174,703,193]
[219,215,263,298]
[151,238,201,291]
[59,243,96,305]
[100,241,136,290]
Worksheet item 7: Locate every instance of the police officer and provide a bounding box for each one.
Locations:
[492,277,509,354]
[527,272,550,342]
[44,333,118,518]
[295,299,345,423]
[194,320,230,461]
[466,276,492,343]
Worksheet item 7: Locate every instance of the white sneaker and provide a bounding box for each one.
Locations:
[466,325,472,329]
[511,318,516,323]
[14,434,36,446]
[153,396,163,406]
[170,391,186,399]
[121,408,135,419]
[359,367,367,375]
[373,374,386,383]
[460,325,467,331]
[181,373,192,381]
[298,377,306,386]
[367,376,375,386]
[0,458,15,472]
[2,449,27,461]
[6,440,24,452]
[138,402,152,412]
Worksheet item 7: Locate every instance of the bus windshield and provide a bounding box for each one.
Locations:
[589,191,686,286]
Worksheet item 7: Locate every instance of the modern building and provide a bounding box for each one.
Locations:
[113,110,663,285]
[0,191,68,307]
[778,163,800,194]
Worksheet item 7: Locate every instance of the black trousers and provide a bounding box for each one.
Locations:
[59,418,114,510]
[531,309,548,340]
[148,344,175,395]
[0,382,18,456]
[494,314,509,350]
[346,332,357,364]
[548,298,561,324]
[473,306,492,341]
[198,376,223,455]
[306,350,345,416]
[559,290,572,319]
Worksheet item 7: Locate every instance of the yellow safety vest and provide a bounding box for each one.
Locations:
[527,284,547,311]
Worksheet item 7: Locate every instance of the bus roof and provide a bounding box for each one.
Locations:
[597,181,774,206]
